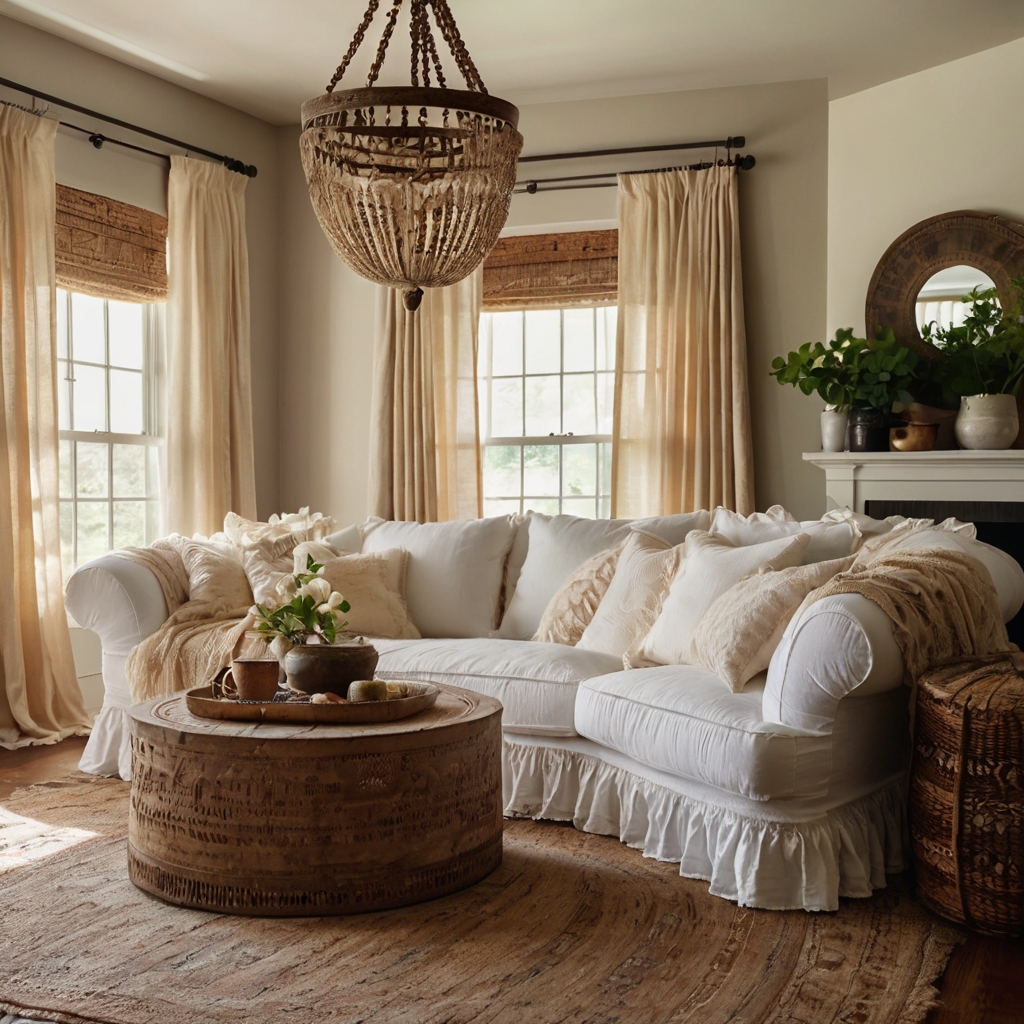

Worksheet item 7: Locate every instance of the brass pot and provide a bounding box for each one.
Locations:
[890,422,939,452]
[284,641,379,697]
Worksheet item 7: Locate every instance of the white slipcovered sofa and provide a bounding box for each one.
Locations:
[65,507,1024,911]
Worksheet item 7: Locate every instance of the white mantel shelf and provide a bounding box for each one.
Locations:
[803,450,1024,512]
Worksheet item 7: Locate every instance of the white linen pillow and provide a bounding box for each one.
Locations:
[709,505,860,563]
[179,537,252,611]
[314,549,420,640]
[632,530,810,667]
[578,530,674,657]
[361,516,517,638]
[497,514,634,639]
[630,510,711,546]
[690,554,856,691]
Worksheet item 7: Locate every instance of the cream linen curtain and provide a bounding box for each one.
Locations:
[0,105,91,748]
[613,165,754,517]
[165,155,256,537]
[369,269,482,522]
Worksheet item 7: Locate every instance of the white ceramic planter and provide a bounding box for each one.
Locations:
[820,407,849,452]
[954,393,1019,450]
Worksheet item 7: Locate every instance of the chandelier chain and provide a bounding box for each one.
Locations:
[325,0,381,93]
[366,0,404,86]
[429,0,487,93]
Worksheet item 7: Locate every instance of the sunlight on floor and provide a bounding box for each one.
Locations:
[0,806,98,874]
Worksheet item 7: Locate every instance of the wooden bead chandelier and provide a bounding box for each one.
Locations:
[300,0,523,311]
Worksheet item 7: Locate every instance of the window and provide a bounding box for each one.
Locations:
[478,306,617,519]
[57,289,163,573]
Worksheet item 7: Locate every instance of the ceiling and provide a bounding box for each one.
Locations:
[3,0,1024,126]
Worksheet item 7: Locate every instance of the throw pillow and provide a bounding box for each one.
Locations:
[630,510,711,546]
[497,514,634,639]
[709,505,860,563]
[577,530,674,657]
[361,516,517,638]
[178,538,253,611]
[690,554,856,691]
[630,530,810,667]
[533,543,624,646]
[315,549,421,640]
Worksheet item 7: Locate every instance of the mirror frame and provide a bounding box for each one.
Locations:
[865,210,1024,359]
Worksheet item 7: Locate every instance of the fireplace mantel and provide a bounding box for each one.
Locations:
[803,450,1024,513]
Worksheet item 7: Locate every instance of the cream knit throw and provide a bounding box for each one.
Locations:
[804,546,1012,684]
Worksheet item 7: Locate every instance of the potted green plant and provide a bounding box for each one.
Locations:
[921,277,1024,450]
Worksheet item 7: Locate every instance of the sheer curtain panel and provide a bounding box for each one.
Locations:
[613,165,754,518]
[0,105,91,747]
[165,156,257,537]
[369,269,483,522]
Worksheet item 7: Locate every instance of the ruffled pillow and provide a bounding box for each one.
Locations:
[532,543,624,646]
[709,504,861,563]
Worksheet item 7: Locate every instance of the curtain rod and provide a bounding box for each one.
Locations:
[514,154,756,195]
[0,76,258,177]
[518,136,746,164]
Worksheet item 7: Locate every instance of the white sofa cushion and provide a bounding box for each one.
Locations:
[574,667,910,802]
[630,510,711,546]
[372,638,622,736]
[361,516,517,638]
[709,504,860,563]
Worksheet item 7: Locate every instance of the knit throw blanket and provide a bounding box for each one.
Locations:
[804,546,1013,684]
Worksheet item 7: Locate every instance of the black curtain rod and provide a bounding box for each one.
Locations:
[514,154,755,195]
[0,76,258,177]
[518,136,745,165]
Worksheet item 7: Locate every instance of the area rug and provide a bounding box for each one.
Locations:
[0,775,961,1024]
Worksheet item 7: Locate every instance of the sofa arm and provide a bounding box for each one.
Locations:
[762,593,904,734]
[65,554,170,656]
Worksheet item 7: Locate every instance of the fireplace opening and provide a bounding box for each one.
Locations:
[864,500,1024,648]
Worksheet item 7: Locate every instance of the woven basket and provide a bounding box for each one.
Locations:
[911,651,1024,937]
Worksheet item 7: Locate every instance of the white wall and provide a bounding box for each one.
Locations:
[278,78,830,523]
[828,35,1024,339]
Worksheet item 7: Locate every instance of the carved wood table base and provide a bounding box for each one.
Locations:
[127,685,503,916]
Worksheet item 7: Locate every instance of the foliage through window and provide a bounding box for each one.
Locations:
[57,289,163,574]
[478,307,617,519]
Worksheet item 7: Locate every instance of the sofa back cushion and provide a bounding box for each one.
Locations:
[361,516,517,638]
[709,504,860,563]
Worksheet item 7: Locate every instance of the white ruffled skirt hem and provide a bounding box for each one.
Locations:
[502,738,908,912]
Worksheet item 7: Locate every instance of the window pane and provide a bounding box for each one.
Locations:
[489,312,523,376]
[108,301,144,369]
[113,444,147,498]
[60,501,73,578]
[490,377,523,437]
[562,497,597,519]
[77,442,108,498]
[524,375,560,436]
[76,502,109,563]
[57,362,71,429]
[113,501,146,549]
[524,310,560,374]
[597,371,615,435]
[484,498,521,517]
[596,306,617,371]
[564,443,597,497]
[72,363,106,431]
[110,369,144,434]
[524,498,559,515]
[59,440,73,498]
[70,293,105,364]
[563,309,594,372]
[563,373,597,435]
[523,445,559,496]
[483,445,521,497]
[56,290,68,359]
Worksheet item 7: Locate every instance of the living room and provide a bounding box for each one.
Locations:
[2,2,1024,1022]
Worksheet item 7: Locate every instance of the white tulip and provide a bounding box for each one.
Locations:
[328,591,346,609]
[299,577,331,603]
[269,635,292,662]
[317,602,333,614]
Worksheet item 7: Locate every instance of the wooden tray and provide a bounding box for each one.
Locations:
[184,681,439,724]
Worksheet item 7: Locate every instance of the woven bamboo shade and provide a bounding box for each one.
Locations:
[55,184,167,302]
[300,0,522,311]
[483,230,618,310]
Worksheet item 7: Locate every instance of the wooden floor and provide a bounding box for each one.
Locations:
[2,738,1023,1022]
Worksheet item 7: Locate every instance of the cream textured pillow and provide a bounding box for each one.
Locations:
[690,554,856,691]
[709,505,860,564]
[532,544,624,646]
[577,530,674,657]
[179,538,253,610]
[315,549,421,640]
[631,531,810,667]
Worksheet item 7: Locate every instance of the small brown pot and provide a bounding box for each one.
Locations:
[848,408,890,452]
[890,422,939,452]
[284,641,379,697]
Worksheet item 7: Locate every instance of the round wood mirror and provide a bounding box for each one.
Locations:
[865,210,1024,359]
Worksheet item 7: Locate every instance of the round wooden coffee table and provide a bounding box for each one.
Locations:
[127,684,503,916]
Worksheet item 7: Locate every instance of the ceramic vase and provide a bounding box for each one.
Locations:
[848,408,889,452]
[820,407,849,452]
[284,641,380,697]
[954,394,1019,450]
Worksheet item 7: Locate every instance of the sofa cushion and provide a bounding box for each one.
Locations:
[361,517,517,638]
[574,667,909,802]
[709,505,860,563]
[372,638,622,737]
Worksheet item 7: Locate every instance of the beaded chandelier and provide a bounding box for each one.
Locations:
[300,0,523,311]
